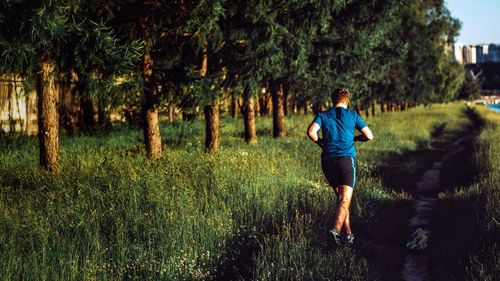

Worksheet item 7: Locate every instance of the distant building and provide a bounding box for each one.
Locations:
[454,42,500,64]
[462,45,476,64]
[454,43,463,63]
[476,44,489,63]
[488,44,500,62]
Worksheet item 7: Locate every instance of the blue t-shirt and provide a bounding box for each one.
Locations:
[313,107,366,158]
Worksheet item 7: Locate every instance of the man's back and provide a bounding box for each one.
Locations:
[313,107,366,158]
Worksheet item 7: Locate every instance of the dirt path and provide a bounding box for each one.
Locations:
[401,135,471,281]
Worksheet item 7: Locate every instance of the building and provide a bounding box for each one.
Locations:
[462,45,476,64]
[454,43,500,64]
[454,43,464,63]
[476,44,489,63]
[488,44,500,62]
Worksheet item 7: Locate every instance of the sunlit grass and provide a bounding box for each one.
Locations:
[0,102,495,280]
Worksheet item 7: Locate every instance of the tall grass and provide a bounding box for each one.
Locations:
[0,103,492,280]
[462,107,499,281]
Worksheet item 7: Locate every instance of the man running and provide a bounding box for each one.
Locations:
[307,88,373,246]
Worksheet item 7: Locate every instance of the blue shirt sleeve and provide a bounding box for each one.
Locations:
[355,112,366,130]
[313,113,322,128]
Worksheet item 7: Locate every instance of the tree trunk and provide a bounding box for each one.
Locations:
[283,87,289,116]
[199,44,220,153]
[259,93,269,117]
[168,103,175,122]
[98,103,112,130]
[371,101,376,117]
[243,88,257,144]
[312,101,325,115]
[355,103,361,116]
[380,101,385,113]
[142,51,162,160]
[271,82,286,138]
[230,92,238,119]
[80,96,96,131]
[259,82,271,117]
[401,102,407,111]
[386,101,392,112]
[60,78,79,135]
[204,103,220,152]
[37,55,59,171]
[365,107,370,118]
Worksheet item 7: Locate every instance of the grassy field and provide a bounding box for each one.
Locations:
[0,103,498,280]
[430,105,500,281]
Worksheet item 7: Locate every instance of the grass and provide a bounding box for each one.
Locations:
[430,105,500,281]
[0,102,497,280]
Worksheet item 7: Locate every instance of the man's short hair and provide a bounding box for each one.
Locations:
[331,88,350,105]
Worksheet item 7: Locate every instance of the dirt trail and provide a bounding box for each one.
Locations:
[401,135,471,281]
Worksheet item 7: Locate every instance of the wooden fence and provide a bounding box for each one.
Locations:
[0,75,38,134]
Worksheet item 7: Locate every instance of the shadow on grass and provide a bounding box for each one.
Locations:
[372,106,485,194]
[354,197,414,281]
[429,195,476,281]
[212,190,413,281]
[212,107,489,281]
[428,107,487,280]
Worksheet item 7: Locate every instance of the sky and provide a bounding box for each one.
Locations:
[446,0,500,45]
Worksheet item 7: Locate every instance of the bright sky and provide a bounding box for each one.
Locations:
[446,0,500,45]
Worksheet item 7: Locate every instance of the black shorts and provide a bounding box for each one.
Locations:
[321,156,357,188]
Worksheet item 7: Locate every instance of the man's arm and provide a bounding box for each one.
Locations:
[354,126,373,142]
[307,122,323,147]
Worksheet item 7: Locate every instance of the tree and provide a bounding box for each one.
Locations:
[458,71,481,100]
[0,1,140,171]
[390,0,463,105]
[95,0,188,158]
[180,0,226,152]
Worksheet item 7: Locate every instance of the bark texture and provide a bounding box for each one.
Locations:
[204,103,220,152]
[230,93,238,119]
[243,90,257,144]
[200,45,220,153]
[37,55,59,171]
[168,103,175,122]
[371,101,376,117]
[271,82,286,138]
[142,51,162,160]
[60,74,80,135]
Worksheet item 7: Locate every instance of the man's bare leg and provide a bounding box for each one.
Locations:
[344,209,352,234]
[332,186,352,234]
[332,185,353,233]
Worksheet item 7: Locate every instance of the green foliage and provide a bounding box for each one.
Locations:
[0,0,142,105]
[1,0,468,115]
[391,0,464,104]
[458,71,482,101]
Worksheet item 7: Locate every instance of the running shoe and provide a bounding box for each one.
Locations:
[345,233,355,245]
[329,229,341,246]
